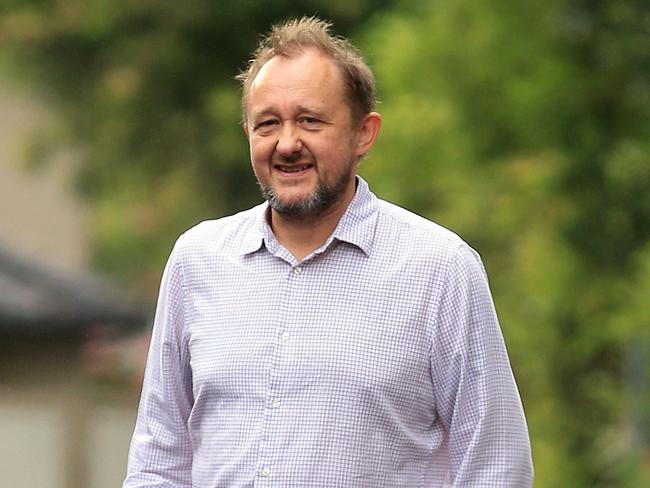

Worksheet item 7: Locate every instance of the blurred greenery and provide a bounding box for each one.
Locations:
[1,0,649,486]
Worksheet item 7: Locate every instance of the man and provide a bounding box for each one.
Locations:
[124,17,533,487]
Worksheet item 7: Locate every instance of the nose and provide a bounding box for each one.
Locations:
[275,123,302,156]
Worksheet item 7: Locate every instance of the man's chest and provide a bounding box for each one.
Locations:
[183,252,436,408]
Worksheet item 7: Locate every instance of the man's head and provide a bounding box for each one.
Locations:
[237,16,377,124]
[239,17,381,221]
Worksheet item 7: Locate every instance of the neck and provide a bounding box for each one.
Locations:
[269,184,356,261]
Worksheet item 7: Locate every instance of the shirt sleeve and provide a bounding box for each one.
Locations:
[123,243,194,488]
[429,243,534,487]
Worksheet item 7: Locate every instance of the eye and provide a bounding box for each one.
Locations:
[253,119,278,132]
[299,116,322,127]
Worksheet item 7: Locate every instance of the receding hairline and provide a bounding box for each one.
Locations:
[237,16,377,124]
[243,47,350,118]
[245,49,355,125]
[249,48,347,97]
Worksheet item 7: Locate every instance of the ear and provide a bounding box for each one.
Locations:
[355,112,382,158]
[243,120,249,137]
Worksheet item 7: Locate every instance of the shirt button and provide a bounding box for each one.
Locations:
[293,266,302,275]
[280,331,289,341]
[261,467,271,477]
[272,399,281,408]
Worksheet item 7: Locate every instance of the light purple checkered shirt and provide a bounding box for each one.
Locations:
[124,177,533,487]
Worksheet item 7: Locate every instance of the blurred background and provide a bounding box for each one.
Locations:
[0,0,648,486]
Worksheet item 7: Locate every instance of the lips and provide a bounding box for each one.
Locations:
[274,164,314,174]
[276,164,312,173]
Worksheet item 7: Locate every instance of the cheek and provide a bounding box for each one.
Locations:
[249,138,272,165]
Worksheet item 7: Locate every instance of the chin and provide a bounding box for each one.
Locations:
[276,195,319,213]
[263,187,322,216]
[271,184,315,203]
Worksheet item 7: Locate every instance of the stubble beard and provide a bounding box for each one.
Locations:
[260,162,354,220]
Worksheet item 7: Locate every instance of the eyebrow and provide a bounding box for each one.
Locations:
[249,109,277,121]
[296,105,327,118]
[250,105,328,122]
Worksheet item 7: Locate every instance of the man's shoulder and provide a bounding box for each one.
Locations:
[173,203,264,256]
[375,198,466,251]
[374,198,484,280]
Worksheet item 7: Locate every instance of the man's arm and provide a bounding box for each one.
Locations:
[430,243,533,487]
[123,244,194,488]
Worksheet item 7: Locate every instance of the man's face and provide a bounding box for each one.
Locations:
[245,50,366,220]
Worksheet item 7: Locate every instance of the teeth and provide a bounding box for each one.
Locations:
[279,165,310,173]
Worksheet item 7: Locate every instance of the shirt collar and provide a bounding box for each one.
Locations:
[237,203,268,256]
[328,176,378,256]
[239,176,379,257]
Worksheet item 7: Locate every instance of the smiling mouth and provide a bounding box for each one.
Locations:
[275,164,313,173]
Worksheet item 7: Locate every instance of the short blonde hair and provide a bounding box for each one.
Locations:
[237,16,376,122]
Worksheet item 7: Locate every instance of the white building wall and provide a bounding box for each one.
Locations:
[0,404,67,488]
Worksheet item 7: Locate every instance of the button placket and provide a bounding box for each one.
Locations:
[256,265,298,484]
[257,262,305,482]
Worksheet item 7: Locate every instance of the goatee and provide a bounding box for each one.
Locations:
[260,168,353,219]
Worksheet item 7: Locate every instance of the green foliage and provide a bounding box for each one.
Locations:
[1,0,649,485]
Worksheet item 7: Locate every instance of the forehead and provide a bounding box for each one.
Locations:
[248,50,347,113]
